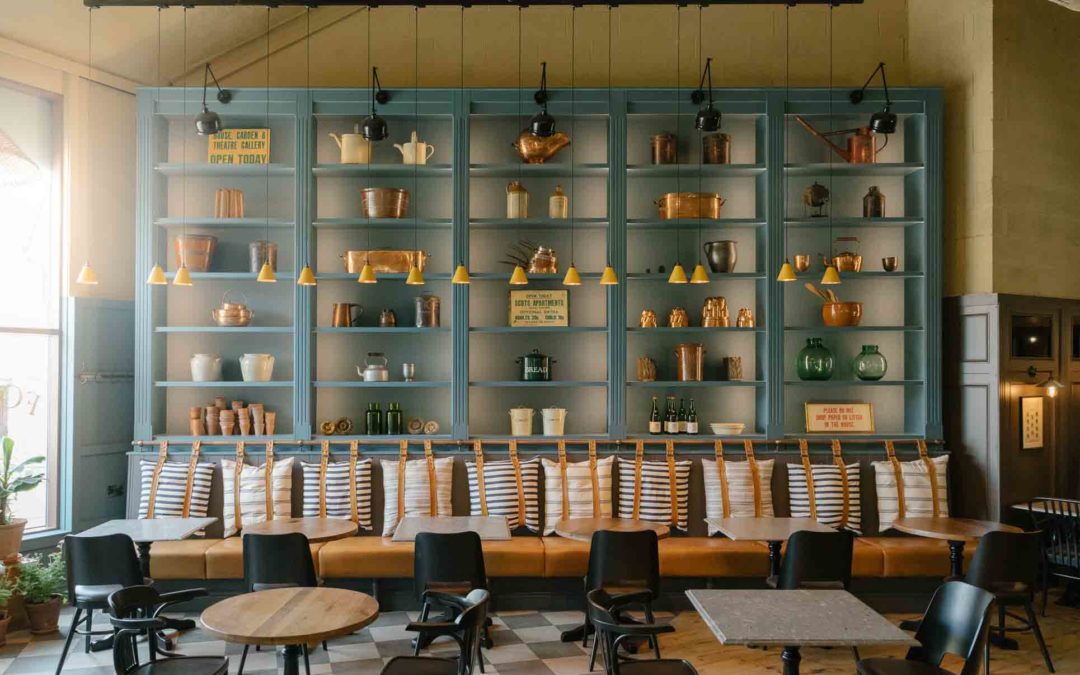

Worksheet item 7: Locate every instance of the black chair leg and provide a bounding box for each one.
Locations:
[998,601,1007,640]
[588,629,600,672]
[1041,563,1050,617]
[413,600,431,656]
[850,647,860,663]
[1025,601,1055,673]
[302,643,312,675]
[644,604,660,659]
[55,607,83,675]
[83,608,93,654]
[322,640,328,652]
[237,644,249,674]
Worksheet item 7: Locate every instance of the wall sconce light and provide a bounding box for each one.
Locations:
[361,67,391,142]
[850,61,897,135]
[530,62,556,137]
[1028,366,1065,398]
[195,63,231,136]
[691,57,721,132]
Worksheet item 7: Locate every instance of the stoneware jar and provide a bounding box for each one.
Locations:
[239,353,275,382]
[190,354,223,382]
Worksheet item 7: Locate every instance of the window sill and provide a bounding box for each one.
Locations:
[19,529,69,554]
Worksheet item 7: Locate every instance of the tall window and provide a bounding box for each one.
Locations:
[0,80,61,532]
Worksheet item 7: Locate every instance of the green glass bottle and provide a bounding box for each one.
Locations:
[365,402,383,435]
[853,345,888,381]
[386,402,403,435]
[664,396,678,435]
[686,399,699,435]
[649,397,662,435]
[796,337,835,381]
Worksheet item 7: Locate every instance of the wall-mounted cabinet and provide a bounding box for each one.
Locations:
[135,86,941,444]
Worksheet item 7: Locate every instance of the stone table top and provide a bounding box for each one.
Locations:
[891,516,1020,541]
[686,589,919,648]
[392,515,511,542]
[706,517,835,542]
[75,517,218,543]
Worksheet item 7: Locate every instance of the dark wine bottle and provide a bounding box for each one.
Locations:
[686,398,699,435]
[386,402,403,435]
[677,398,687,434]
[649,396,662,435]
[664,396,678,435]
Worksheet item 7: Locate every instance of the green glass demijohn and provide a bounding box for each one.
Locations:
[853,344,888,381]
[797,337,834,381]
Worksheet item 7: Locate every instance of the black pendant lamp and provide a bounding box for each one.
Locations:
[530,61,556,137]
[850,61,897,134]
[691,57,721,132]
[195,63,231,136]
[362,66,390,142]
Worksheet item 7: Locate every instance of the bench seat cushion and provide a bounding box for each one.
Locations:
[659,538,770,578]
[205,538,325,580]
[541,537,590,577]
[149,540,219,580]
[775,538,884,578]
[863,537,974,577]
[483,538,545,577]
[318,537,546,578]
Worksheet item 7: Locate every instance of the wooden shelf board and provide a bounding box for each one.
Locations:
[155,163,294,177]
[626,164,766,177]
[312,218,451,230]
[783,162,924,176]
[154,326,293,334]
[314,381,451,388]
[313,164,452,177]
[154,217,293,229]
[469,381,607,388]
[154,381,293,388]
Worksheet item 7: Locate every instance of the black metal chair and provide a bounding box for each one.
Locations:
[1024,497,1080,615]
[856,581,995,675]
[413,531,493,655]
[584,530,662,670]
[586,589,694,675]
[380,589,491,675]
[966,530,1054,672]
[238,532,324,675]
[108,585,221,675]
[58,534,146,674]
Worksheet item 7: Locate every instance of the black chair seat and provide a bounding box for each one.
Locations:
[129,656,228,675]
[74,584,126,605]
[379,655,459,675]
[856,658,953,675]
[618,659,698,674]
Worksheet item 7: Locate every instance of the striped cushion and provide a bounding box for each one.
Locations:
[466,458,541,533]
[616,457,692,531]
[787,462,863,534]
[301,459,374,531]
[381,457,455,537]
[541,455,614,535]
[220,457,295,537]
[137,459,215,519]
[873,454,949,532]
[701,458,775,535]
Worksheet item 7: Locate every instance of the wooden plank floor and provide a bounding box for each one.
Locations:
[660,594,1079,673]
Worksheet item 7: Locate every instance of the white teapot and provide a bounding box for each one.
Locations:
[239,353,275,382]
[394,131,435,165]
[190,354,223,382]
[329,123,371,164]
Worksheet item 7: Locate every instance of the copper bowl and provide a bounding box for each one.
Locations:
[655,192,725,220]
[822,302,863,327]
[360,187,409,219]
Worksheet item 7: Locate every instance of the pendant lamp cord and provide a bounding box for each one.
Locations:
[87,6,94,269]
[696,4,702,263]
[265,7,271,267]
[783,3,789,262]
[827,5,834,253]
[674,4,680,268]
[414,6,419,257]
[569,5,575,269]
[366,8,372,250]
[181,8,188,268]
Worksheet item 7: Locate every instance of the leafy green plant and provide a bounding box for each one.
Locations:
[0,437,44,526]
[0,576,13,612]
[16,552,65,604]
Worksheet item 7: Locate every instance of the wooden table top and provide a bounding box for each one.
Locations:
[554,517,670,542]
[706,517,835,542]
[242,517,358,543]
[75,517,218,543]
[392,515,511,542]
[686,589,918,648]
[891,516,1021,541]
[200,587,379,646]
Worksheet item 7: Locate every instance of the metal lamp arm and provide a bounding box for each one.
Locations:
[691,57,714,106]
[850,61,891,108]
[203,63,231,106]
[534,61,549,110]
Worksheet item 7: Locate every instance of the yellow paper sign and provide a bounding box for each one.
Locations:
[207,129,271,165]
[804,402,875,433]
[509,290,569,327]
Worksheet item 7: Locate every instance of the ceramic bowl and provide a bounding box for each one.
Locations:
[709,422,745,436]
[821,302,863,327]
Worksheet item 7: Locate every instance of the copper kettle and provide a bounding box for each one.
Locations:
[794,115,887,164]
[512,129,571,164]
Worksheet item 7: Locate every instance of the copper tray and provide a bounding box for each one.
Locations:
[343,249,429,274]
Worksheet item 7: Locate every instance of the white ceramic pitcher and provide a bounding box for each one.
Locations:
[329,123,371,164]
[239,353,275,382]
[394,131,435,165]
[190,354,223,382]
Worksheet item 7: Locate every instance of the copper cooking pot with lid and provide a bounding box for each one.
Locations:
[650,133,677,165]
[655,192,725,220]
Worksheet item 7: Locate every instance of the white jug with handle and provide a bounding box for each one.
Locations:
[394,131,435,165]
[190,354,223,382]
[329,123,371,164]
[239,353,275,382]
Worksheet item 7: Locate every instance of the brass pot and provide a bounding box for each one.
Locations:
[702,133,732,165]
[512,129,571,164]
[343,249,428,274]
[359,187,409,219]
[655,192,725,220]
[174,234,217,272]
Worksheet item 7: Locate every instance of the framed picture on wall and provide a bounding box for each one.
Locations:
[1021,396,1044,450]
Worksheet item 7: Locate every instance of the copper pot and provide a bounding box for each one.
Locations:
[822,302,863,327]
[702,133,732,165]
[674,343,705,382]
[655,192,725,220]
[359,187,409,219]
[512,129,571,164]
[650,133,677,165]
[343,249,428,274]
[174,234,217,272]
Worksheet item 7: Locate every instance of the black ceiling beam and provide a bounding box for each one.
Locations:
[85,1,860,7]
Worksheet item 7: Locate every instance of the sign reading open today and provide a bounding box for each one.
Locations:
[207,129,271,165]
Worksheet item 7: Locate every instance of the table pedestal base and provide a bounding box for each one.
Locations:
[282,644,304,675]
[781,646,801,675]
[899,539,967,632]
[768,541,783,579]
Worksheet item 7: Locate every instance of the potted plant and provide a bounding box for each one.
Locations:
[16,552,65,634]
[0,437,45,562]
[0,576,12,646]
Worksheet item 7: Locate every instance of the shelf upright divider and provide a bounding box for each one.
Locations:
[924,89,944,439]
[608,90,628,440]
[295,88,313,440]
[452,89,471,440]
[765,91,786,441]
[134,89,156,441]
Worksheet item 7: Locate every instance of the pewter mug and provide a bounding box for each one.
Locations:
[704,240,738,273]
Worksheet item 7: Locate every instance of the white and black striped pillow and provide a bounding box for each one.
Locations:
[616,457,692,531]
[466,458,540,533]
[301,459,373,531]
[787,462,862,534]
[873,454,949,532]
[137,459,215,519]
[701,458,775,535]
[381,457,455,537]
[541,455,614,535]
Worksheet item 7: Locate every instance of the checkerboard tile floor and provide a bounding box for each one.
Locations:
[3,607,676,674]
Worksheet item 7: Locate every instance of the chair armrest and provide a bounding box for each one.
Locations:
[610,624,676,644]
[422,589,469,609]
[604,590,655,609]
[110,616,167,632]
[154,587,209,613]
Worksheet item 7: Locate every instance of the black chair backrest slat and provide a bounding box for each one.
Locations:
[586,530,660,597]
[777,529,855,591]
[1033,497,1080,575]
[910,581,994,675]
[64,533,143,600]
[108,585,165,673]
[242,532,318,591]
[413,531,487,601]
[966,530,1041,592]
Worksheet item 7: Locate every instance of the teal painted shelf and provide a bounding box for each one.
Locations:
[151,435,294,443]
[471,434,610,441]
[315,327,450,334]
[783,162,924,177]
[785,217,924,229]
[627,381,764,388]
[831,271,924,279]
[468,272,602,281]
[470,326,606,334]
[784,380,925,386]
[783,325,924,332]
[627,218,766,230]
[626,164,766,177]
[469,163,608,177]
[154,217,293,229]
[315,273,452,281]
[155,163,295,177]
[312,217,451,230]
[162,272,296,281]
[154,381,293,388]
[314,381,451,388]
[470,218,608,230]
[626,327,764,334]
[154,326,293,334]
[312,435,453,442]
[626,272,765,280]
[469,381,607,388]
[313,164,452,177]
[625,433,766,441]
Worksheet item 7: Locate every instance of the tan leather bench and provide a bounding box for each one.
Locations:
[204,538,326,580]
[149,540,219,580]
[866,537,974,578]
[659,538,771,578]
[317,537,546,578]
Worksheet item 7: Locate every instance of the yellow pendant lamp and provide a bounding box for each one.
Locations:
[452,263,470,285]
[358,263,377,284]
[821,264,841,285]
[146,264,167,285]
[257,261,277,283]
[173,263,193,287]
[297,264,316,286]
[600,264,618,286]
[509,265,528,286]
[76,262,99,286]
[777,259,797,282]
[668,263,688,284]
[562,265,582,286]
[690,263,710,284]
[406,265,425,286]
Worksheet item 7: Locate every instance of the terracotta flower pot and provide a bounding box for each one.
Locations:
[0,612,10,647]
[0,520,26,564]
[25,595,61,635]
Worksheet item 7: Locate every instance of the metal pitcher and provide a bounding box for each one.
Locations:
[331,303,362,327]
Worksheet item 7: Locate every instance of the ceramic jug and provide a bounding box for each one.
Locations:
[329,123,372,164]
[239,353,275,382]
[506,181,529,219]
[190,354,223,382]
[394,131,435,165]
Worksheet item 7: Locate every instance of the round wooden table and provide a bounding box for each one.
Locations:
[201,587,379,675]
[242,516,358,542]
[891,516,1021,579]
[554,517,670,542]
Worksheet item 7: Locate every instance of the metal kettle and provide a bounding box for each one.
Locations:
[358,352,390,382]
[794,115,887,164]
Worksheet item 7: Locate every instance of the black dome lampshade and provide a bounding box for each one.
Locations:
[530,62,556,138]
[695,104,721,133]
[362,66,391,142]
[691,57,721,132]
[195,63,231,137]
[850,61,897,134]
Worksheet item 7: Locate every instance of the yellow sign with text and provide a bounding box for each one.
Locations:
[509,290,569,327]
[207,129,271,165]
[804,402,875,434]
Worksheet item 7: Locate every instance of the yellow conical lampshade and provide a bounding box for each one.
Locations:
[452,264,471,285]
[821,264,841,285]
[562,265,582,286]
[76,262,98,286]
[668,263,688,284]
[257,262,277,283]
[146,264,167,285]
[600,264,618,286]
[358,263,377,284]
[690,263,710,284]
[172,264,193,287]
[297,265,317,286]
[509,265,528,286]
[777,260,797,282]
[406,265,425,286]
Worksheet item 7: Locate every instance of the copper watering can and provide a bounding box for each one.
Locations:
[794,116,887,164]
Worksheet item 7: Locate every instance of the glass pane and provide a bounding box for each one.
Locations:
[0,332,57,531]
[1011,314,1053,359]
